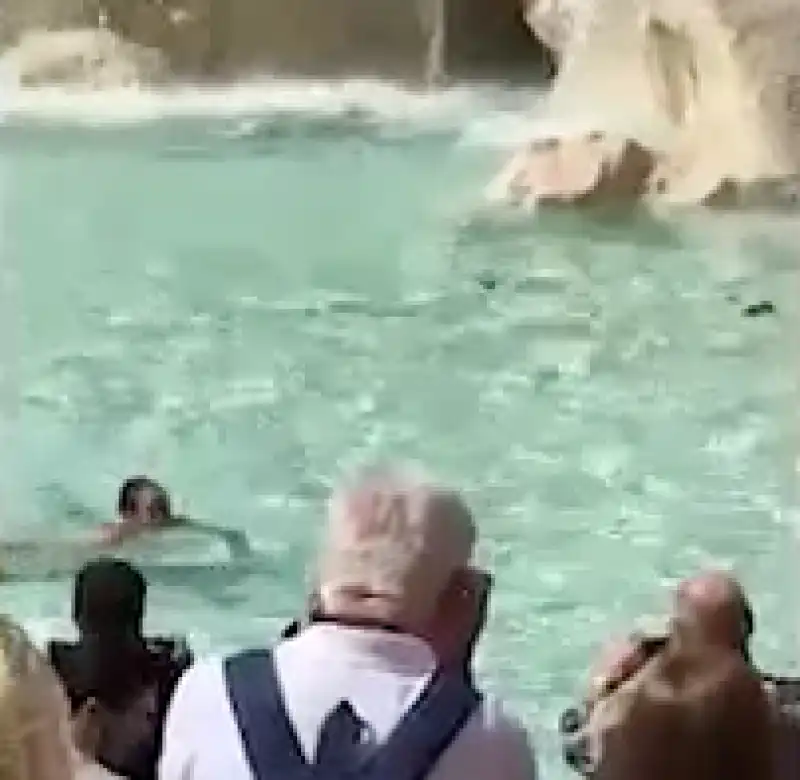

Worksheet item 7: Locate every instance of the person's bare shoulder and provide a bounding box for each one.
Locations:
[714,656,775,779]
[95,523,126,547]
[717,655,766,703]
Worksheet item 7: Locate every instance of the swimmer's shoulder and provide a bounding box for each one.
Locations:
[96,522,127,547]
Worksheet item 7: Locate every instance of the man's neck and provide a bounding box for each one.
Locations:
[297,621,437,674]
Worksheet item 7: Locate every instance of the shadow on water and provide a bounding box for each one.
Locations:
[440,202,798,359]
[452,203,686,292]
[3,553,269,609]
[458,202,685,250]
[135,558,268,607]
[0,111,460,159]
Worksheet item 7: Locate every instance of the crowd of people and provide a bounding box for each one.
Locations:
[0,465,793,779]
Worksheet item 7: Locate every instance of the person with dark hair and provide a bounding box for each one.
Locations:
[98,476,251,556]
[48,558,194,780]
[0,477,250,581]
[118,477,173,525]
[75,557,146,638]
[95,477,179,547]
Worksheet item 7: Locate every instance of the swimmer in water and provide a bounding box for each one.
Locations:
[99,476,251,556]
[0,477,250,580]
[97,477,179,547]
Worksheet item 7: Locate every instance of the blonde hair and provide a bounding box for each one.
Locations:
[0,615,75,780]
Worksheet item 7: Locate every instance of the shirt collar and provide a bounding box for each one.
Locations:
[297,623,437,674]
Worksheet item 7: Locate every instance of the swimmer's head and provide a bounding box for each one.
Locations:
[74,557,146,638]
[117,476,171,527]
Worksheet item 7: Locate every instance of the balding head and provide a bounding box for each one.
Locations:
[672,570,752,651]
[315,467,476,629]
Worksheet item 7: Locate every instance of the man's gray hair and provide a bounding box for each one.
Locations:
[315,466,476,622]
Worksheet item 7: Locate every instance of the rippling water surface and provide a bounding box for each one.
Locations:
[0,81,798,777]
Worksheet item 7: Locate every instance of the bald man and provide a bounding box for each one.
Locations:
[584,571,752,706]
[587,571,774,780]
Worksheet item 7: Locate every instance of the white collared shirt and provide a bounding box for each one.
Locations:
[159,624,536,780]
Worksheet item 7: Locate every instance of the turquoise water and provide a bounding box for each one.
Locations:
[1,82,799,777]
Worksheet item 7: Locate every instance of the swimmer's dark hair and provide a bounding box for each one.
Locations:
[118,475,171,520]
[74,557,147,636]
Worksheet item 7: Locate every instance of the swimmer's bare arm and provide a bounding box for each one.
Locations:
[175,518,251,557]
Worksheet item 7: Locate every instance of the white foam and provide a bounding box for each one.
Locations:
[458,105,548,149]
[0,77,548,148]
[2,79,497,122]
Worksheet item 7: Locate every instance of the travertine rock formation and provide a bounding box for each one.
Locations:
[0,28,168,88]
[522,0,586,62]
[488,132,656,208]
[501,0,800,208]
[0,0,86,50]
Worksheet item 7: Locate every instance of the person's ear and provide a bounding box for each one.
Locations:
[428,567,492,673]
